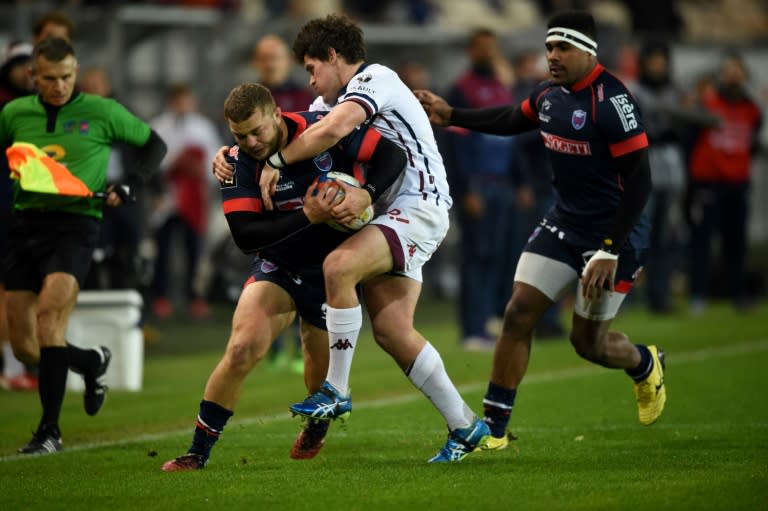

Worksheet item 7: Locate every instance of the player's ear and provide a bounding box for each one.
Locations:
[327,48,337,64]
[273,106,282,121]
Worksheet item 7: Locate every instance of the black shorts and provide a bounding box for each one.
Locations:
[525,216,647,285]
[247,257,328,330]
[0,207,10,283]
[4,210,101,292]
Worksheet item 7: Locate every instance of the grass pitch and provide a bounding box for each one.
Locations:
[1,300,767,510]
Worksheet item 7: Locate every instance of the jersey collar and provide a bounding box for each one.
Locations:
[569,63,604,92]
[337,62,370,99]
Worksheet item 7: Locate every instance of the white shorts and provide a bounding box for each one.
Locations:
[370,195,449,282]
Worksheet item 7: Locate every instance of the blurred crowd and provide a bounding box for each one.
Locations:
[38,1,768,44]
[0,3,765,366]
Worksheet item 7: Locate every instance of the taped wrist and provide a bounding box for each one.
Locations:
[267,151,287,169]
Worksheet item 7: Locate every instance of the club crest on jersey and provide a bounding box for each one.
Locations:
[357,72,373,83]
[261,260,279,273]
[313,152,333,172]
[228,145,239,160]
[571,109,587,130]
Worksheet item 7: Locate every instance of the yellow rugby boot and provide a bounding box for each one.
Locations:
[633,345,666,425]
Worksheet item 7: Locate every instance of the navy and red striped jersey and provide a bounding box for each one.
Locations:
[220,110,382,272]
[521,64,650,248]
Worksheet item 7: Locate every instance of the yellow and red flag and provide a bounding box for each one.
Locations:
[6,142,94,198]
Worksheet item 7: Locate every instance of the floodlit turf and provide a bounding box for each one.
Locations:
[1,300,767,510]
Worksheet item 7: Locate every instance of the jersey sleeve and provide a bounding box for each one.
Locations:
[220,146,263,215]
[106,98,152,147]
[521,81,551,124]
[599,86,649,158]
[339,125,382,163]
[339,66,394,121]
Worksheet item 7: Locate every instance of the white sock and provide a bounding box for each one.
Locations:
[325,305,362,395]
[406,341,475,431]
[2,342,25,378]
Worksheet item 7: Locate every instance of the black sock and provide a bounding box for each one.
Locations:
[38,346,69,434]
[66,342,100,374]
[189,400,234,460]
[483,382,517,438]
[306,419,330,436]
[625,344,653,382]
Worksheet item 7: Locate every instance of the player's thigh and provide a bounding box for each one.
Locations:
[514,252,577,301]
[325,225,394,283]
[572,246,645,322]
[230,280,296,356]
[514,222,582,302]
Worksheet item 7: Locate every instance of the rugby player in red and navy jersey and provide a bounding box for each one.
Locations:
[162,83,405,471]
[416,10,666,449]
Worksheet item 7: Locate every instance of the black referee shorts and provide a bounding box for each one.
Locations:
[4,210,100,292]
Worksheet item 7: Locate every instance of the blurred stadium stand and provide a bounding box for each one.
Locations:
[1,0,767,299]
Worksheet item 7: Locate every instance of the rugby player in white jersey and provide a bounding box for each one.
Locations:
[212,14,489,463]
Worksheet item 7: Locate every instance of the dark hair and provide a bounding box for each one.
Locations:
[33,11,75,40]
[292,14,366,64]
[224,83,276,122]
[547,10,596,41]
[468,28,496,48]
[33,37,75,63]
[167,83,193,101]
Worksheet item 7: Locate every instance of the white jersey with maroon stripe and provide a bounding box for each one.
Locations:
[338,63,452,210]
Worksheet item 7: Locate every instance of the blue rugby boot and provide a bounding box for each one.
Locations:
[428,417,491,463]
[289,381,352,421]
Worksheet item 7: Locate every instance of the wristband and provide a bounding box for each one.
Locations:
[362,183,376,201]
[589,249,618,262]
[267,151,287,169]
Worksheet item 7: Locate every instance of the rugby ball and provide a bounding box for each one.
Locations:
[317,171,374,232]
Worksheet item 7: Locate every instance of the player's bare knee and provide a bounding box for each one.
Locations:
[502,298,539,336]
[323,250,362,286]
[11,341,38,365]
[225,341,264,374]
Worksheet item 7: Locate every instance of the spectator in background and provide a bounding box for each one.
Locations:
[446,28,518,351]
[508,49,565,339]
[0,41,37,392]
[251,34,314,372]
[629,41,719,314]
[150,84,222,320]
[687,53,763,313]
[252,35,314,114]
[32,11,75,44]
[78,67,146,291]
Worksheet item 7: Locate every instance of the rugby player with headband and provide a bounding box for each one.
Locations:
[416,10,666,450]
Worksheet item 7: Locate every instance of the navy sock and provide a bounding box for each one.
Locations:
[189,400,233,459]
[482,382,517,438]
[38,347,69,431]
[625,344,653,382]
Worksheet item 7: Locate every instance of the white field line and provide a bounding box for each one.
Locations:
[2,338,767,463]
